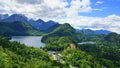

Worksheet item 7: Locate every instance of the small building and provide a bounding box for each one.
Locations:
[69,44,76,49]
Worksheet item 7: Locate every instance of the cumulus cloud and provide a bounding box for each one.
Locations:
[0,0,120,33]
[0,0,92,19]
[58,14,120,33]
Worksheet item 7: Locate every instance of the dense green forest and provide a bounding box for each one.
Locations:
[0,36,69,68]
[42,26,120,68]
[0,21,120,68]
[41,23,83,43]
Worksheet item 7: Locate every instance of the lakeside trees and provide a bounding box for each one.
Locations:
[0,37,69,68]
[42,32,120,68]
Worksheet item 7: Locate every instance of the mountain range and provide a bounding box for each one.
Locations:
[0,14,58,32]
[76,29,111,35]
[0,14,111,36]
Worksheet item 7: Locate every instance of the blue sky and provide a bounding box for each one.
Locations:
[66,0,120,17]
[0,0,120,33]
[90,0,120,17]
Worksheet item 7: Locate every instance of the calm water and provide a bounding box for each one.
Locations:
[78,42,96,45]
[10,36,45,47]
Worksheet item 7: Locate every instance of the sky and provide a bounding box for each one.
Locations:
[0,0,120,33]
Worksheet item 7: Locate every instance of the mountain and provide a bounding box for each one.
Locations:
[76,29,94,35]
[41,23,83,43]
[2,14,29,23]
[40,23,60,33]
[0,14,111,35]
[29,19,44,30]
[103,32,120,46]
[0,14,9,20]
[0,21,41,36]
[43,20,58,30]
[94,30,111,34]
[32,20,58,31]
[76,29,111,35]
[29,19,58,32]
[1,14,58,33]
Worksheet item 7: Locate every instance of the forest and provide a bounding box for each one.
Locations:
[0,36,68,68]
[42,32,120,68]
[0,23,120,68]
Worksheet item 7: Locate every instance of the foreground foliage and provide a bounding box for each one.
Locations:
[0,37,68,68]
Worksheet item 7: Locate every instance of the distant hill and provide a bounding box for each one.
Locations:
[76,29,111,35]
[41,23,83,43]
[0,21,41,36]
[31,20,58,31]
[94,30,111,34]
[0,14,9,20]
[2,14,29,23]
[103,32,120,46]
[40,23,60,33]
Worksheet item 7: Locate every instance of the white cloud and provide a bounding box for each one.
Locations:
[0,0,92,19]
[0,0,120,34]
[66,0,92,17]
[57,14,120,34]
[16,0,44,4]
[95,1,104,5]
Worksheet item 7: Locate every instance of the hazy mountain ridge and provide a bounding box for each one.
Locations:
[76,29,111,35]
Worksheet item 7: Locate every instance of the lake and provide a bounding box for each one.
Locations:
[78,42,96,45]
[10,36,45,47]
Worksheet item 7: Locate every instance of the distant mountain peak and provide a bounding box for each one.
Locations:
[46,20,56,23]
[0,14,9,20]
[10,14,28,20]
[76,29,111,35]
[2,14,29,23]
[36,19,44,22]
[60,23,74,30]
[52,23,75,34]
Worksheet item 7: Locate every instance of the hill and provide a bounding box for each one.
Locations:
[34,20,58,32]
[76,29,111,35]
[41,23,83,43]
[2,14,29,23]
[0,21,41,36]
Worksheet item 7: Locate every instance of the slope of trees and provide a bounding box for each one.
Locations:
[41,23,84,43]
[0,37,68,68]
[62,48,102,68]
[42,32,120,68]
[0,21,41,36]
